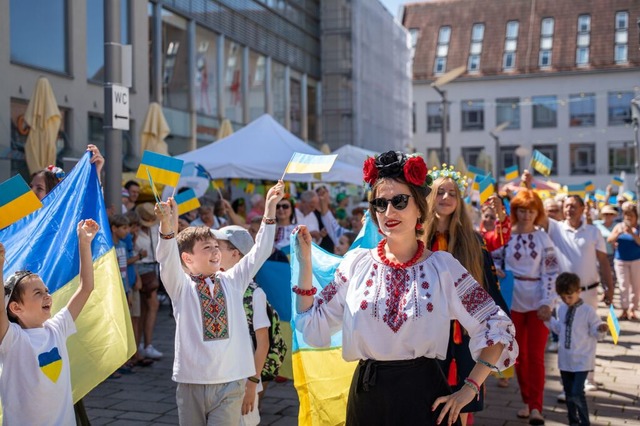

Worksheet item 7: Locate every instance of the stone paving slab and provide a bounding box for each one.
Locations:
[86,298,640,425]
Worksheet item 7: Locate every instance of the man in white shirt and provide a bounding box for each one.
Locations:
[295,190,322,243]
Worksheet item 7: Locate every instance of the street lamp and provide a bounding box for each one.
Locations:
[431,66,465,165]
[489,121,511,179]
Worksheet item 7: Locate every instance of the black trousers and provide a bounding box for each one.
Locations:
[346,357,462,426]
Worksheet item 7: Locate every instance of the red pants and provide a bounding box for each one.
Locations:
[512,310,549,412]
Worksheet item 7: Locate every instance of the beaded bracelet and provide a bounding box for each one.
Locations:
[159,231,175,240]
[292,285,317,296]
[463,378,480,400]
[262,217,276,224]
[477,358,503,377]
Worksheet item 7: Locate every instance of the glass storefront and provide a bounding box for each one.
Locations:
[249,50,266,121]
[224,39,243,125]
[86,0,130,82]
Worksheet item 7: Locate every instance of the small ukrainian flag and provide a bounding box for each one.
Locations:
[479,175,495,204]
[607,304,620,345]
[611,176,624,187]
[530,150,553,176]
[565,184,587,197]
[174,188,201,216]
[284,153,337,175]
[467,165,487,180]
[594,189,607,202]
[504,165,519,182]
[136,150,184,188]
[584,181,595,192]
[0,174,43,229]
[622,190,637,202]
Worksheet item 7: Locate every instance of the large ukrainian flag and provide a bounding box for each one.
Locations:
[0,153,135,403]
[289,213,381,425]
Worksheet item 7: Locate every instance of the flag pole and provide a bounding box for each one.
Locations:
[281,153,295,181]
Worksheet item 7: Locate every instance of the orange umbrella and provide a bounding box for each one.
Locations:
[140,102,170,155]
[24,77,61,174]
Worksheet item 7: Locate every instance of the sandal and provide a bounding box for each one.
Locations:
[517,407,530,419]
[618,311,630,321]
[528,409,545,425]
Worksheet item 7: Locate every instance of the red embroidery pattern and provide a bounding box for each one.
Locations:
[320,282,339,303]
[360,300,368,310]
[454,272,469,287]
[382,268,410,333]
[193,275,228,341]
[459,283,492,317]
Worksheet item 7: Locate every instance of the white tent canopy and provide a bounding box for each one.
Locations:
[176,114,363,185]
[333,144,379,168]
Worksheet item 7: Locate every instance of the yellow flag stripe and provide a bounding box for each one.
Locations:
[178,198,201,215]
[0,191,43,229]
[136,164,180,187]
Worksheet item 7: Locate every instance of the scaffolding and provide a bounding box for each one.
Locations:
[321,0,412,152]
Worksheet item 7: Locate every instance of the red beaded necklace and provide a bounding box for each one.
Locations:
[377,239,425,269]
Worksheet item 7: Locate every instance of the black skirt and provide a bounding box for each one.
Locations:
[346,357,462,426]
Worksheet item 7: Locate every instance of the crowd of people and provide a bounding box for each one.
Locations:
[1,147,637,426]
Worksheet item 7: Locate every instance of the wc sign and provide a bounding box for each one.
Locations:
[105,84,130,130]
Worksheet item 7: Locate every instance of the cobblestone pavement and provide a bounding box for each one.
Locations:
[86,296,640,425]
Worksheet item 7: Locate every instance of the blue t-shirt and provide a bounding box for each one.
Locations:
[123,234,137,287]
[615,229,640,261]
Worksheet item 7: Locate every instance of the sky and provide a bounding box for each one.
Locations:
[379,0,410,17]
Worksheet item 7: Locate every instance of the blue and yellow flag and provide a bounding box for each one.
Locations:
[611,176,623,187]
[136,150,183,187]
[622,190,637,201]
[0,174,43,229]
[595,189,607,202]
[607,304,620,345]
[504,165,519,182]
[584,181,595,192]
[174,188,201,215]
[565,184,587,197]
[479,175,495,204]
[284,153,337,175]
[289,214,381,425]
[0,153,135,403]
[467,165,488,180]
[530,150,553,176]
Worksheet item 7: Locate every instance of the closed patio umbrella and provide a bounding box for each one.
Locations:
[140,102,170,155]
[217,118,233,140]
[24,77,61,174]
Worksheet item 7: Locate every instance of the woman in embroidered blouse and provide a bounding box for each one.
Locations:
[491,190,558,425]
[423,172,510,426]
[294,151,518,426]
[274,196,297,251]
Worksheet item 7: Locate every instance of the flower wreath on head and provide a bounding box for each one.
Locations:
[428,164,468,193]
[363,151,432,189]
[45,165,66,182]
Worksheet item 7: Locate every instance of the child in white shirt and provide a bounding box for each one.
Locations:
[154,182,283,425]
[547,272,607,426]
[0,220,99,425]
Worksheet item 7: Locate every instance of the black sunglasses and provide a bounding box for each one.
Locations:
[276,204,291,210]
[369,194,413,213]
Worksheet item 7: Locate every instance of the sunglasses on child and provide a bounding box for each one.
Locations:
[369,194,413,213]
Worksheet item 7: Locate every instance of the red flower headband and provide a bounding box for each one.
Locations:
[363,151,431,188]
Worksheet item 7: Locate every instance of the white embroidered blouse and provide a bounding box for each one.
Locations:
[296,249,518,369]
[491,230,560,312]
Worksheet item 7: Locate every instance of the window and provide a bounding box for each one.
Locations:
[427,102,450,133]
[409,28,420,59]
[467,23,485,72]
[496,98,520,129]
[570,143,596,174]
[249,50,266,121]
[532,144,557,175]
[434,26,451,75]
[608,92,634,125]
[462,147,484,168]
[271,60,286,126]
[290,71,302,137]
[195,26,219,118]
[162,9,189,111]
[615,11,629,63]
[576,14,590,66]
[539,18,554,68]
[609,141,635,173]
[503,21,519,71]
[307,79,318,143]
[461,100,484,131]
[87,0,130,82]
[569,93,595,127]
[10,0,68,73]
[532,96,557,128]
[499,145,519,173]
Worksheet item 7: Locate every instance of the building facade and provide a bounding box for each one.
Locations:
[403,0,640,188]
[1,0,411,182]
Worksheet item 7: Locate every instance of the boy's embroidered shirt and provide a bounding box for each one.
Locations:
[192,275,229,340]
[0,308,77,425]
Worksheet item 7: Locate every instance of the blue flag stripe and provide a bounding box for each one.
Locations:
[174,188,197,204]
[140,151,183,174]
[0,175,30,206]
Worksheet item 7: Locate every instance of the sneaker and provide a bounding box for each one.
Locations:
[547,341,559,352]
[584,380,598,392]
[144,345,163,359]
[557,392,566,403]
